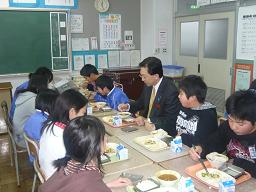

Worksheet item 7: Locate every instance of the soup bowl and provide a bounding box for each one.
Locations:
[155,170,181,187]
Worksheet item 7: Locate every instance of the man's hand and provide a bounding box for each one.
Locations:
[144,120,156,131]
[134,116,145,126]
[106,177,132,188]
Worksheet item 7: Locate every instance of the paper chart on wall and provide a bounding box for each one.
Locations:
[235,69,251,91]
[70,14,83,33]
[98,54,108,69]
[72,38,89,51]
[13,0,36,3]
[45,0,74,6]
[108,51,120,68]
[236,5,256,60]
[0,0,9,7]
[99,14,121,50]
[120,51,130,67]
[73,55,84,71]
[197,0,210,6]
[130,50,141,67]
[84,55,96,66]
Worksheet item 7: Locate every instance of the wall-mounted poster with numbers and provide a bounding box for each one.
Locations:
[99,13,121,50]
[236,5,256,60]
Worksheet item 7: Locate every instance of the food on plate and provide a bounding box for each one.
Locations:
[201,172,220,179]
[144,139,156,145]
[135,179,159,191]
[105,147,116,154]
[158,174,177,181]
[90,102,107,108]
[206,152,228,169]
[196,168,235,188]
[150,129,168,139]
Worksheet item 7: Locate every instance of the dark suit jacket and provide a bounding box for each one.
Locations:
[129,77,180,136]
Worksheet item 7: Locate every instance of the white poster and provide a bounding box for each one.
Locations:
[73,55,84,71]
[0,0,9,7]
[130,50,141,67]
[91,37,98,50]
[72,38,89,51]
[108,51,120,68]
[235,69,251,91]
[84,55,95,66]
[158,29,168,49]
[98,54,108,69]
[45,0,74,6]
[70,14,83,33]
[13,0,36,3]
[124,30,133,45]
[99,14,121,50]
[197,0,210,6]
[236,5,256,60]
[120,51,130,67]
[254,56,256,79]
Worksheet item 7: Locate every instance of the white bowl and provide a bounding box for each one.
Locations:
[117,112,131,119]
[155,170,181,187]
[206,152,228,169]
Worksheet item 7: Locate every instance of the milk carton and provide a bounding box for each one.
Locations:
[219,179,235,192]
[113,115,122,126]
[116,144,128,160]
[86,104,93,115]
[171,136,182,153]
[178,177,195,192]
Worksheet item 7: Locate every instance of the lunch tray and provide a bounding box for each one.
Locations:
[185,161,251,189]
[102,115,136,128]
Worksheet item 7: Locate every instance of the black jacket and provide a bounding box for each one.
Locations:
[129,77,180,136]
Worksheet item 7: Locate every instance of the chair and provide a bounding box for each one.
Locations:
[114,82,124,91]
[24,133,46,192]
[1,100,27,186]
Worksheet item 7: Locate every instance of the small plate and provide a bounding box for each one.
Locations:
[118,112,131,119]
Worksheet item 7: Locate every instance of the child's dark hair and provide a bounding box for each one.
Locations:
[95,75,114,90]
[28,67,53,83]
[35,89,59,115]
[17,74,48,96]
[226,90,256,125]
[54,115,105,172]
[179,75,207,103]
[80,64,99,77]
[42,89,88,134]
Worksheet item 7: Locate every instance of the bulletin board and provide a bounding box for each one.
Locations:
[232,63,253,92]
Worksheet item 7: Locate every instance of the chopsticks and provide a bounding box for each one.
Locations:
[192,145,209,174]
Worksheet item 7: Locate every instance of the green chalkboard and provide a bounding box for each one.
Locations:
[0,11,68,75]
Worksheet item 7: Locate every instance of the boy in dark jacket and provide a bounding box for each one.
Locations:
[190,90,256,178]
[176,75,218,147]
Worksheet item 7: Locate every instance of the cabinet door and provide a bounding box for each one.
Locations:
[119,72,144,100]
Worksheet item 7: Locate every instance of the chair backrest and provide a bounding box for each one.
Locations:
[24,133,46,183]
[1,100,9,121]
[1,100,14,134]
[114,82,124,91]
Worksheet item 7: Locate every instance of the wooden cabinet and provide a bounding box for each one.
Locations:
[103,68,144,100]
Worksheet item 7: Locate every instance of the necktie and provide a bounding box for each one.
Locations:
[147,87,156,118]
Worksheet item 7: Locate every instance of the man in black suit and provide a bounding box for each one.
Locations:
[118,57,180,136]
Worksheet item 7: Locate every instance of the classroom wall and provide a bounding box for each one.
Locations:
[0,0,142,93]
[141,0,174,65]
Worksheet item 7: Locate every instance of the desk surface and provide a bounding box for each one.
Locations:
[159,155,256,192]
[103,136,153,176]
